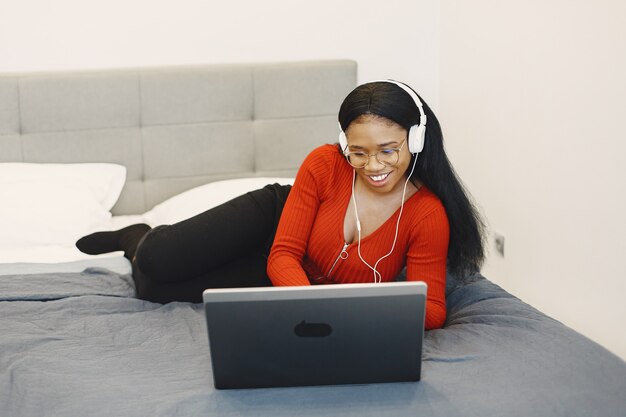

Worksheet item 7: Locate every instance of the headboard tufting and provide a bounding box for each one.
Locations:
[0,60,357,214]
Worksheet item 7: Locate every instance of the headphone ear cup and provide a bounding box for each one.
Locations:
[408,125,425,154]
[339,131,348,152]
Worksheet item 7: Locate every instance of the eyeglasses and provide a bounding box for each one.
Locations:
[344,139,407,169]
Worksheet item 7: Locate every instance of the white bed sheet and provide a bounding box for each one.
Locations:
[0,214,145,275]
[0,177,295,274]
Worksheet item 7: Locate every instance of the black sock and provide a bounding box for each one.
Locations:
[76,223,151,260]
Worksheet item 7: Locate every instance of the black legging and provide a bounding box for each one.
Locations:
[132,183,291,303]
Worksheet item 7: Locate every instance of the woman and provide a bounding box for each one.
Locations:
[77,80,485,330]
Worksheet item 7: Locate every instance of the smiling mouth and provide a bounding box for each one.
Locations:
[368,172,390,182]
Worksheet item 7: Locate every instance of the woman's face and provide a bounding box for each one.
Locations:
[344,115,413,195]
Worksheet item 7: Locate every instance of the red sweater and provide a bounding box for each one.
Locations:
[267,144,449,329]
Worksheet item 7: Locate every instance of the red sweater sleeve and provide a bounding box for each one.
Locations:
[268,145,450,330]
[267,148,331,286]
[406,204,449,329]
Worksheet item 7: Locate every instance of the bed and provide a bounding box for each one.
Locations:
[1,60,625,417]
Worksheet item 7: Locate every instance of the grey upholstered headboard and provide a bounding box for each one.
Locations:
[0,60,357,215]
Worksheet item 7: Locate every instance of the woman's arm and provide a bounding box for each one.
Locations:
[406,203,450,329]
[267,146,333,286]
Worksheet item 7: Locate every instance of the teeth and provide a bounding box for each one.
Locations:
[370,173,389,182]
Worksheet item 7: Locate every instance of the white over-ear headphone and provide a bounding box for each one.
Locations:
[335,80,425,283]
[339,79,427,154]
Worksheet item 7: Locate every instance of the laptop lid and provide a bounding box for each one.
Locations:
[202,281,427,389]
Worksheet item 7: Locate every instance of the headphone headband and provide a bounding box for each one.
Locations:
[368,79,427,130]
[339,80,424,282]
[339,79,427,155]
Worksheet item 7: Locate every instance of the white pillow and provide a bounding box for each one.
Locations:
[143,177,295,226]
[0,163,126,247]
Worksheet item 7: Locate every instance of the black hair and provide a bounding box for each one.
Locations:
[338,81,485,277]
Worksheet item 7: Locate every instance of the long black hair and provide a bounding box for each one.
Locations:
[338,81,485,277]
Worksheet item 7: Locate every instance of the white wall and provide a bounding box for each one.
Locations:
[0,0,440,108]
[440,0,626,360]
[5,0,623,360]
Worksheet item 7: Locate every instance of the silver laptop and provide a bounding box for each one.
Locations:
[202,281,427,389]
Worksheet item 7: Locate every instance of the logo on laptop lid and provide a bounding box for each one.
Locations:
[294,320,333,338]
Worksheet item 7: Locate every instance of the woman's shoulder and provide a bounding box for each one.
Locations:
[304,143,343,162]
[294,144,349,197]
[406,185,448,224]
[300,143,347,174]
[401,187,450,240]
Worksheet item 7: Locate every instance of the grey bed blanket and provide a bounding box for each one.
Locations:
[1,269,625,417]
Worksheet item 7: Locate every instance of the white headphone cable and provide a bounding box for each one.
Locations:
[371,155,419,282]
[352,154,419,283]
[351,170,382,283]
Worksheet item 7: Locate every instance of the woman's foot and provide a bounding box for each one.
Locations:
[76,223,151,260]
